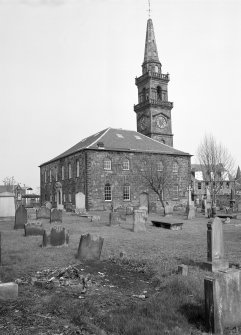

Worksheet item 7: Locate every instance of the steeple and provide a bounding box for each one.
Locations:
[236,166,241,181]
[144,19,160,64]
[134,18,174,147]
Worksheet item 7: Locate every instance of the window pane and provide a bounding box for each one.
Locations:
[76,161,80,177]
[123,185,130,200]
[157,161,163,171]
[104,159,111,170]
[104,184,112,201]
[123,160,129,170]
[68,163,72,179]
[62,166,65,180]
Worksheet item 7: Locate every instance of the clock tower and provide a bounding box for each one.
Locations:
[134,18,174,147]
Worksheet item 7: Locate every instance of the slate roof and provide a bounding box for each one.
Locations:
[40,128,191,166]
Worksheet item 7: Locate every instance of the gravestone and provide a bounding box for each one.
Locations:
[0,282,18,300]
[164,204,173,217]
[27,208,37,221]
[204,217,229,272]
[186,186,195,219]
[37,206,50,220]
[205,269,241,334]
[178,264,188,276]
[50,208,62,223]
[76,234,104,260]
[132,209,147,232]
[24,221,44,236]
[75,192,85,210]
[42,226,69,247]
[14,205,27,229]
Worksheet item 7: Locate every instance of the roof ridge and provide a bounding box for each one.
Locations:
[86,127,111,149]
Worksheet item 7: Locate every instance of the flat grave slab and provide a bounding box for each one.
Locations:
[217,214,237,220]
[151,218,184,230]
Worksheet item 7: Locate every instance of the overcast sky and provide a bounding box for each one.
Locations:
[0,0,240,190]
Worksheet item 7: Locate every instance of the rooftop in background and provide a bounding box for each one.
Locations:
[40,127,191,166]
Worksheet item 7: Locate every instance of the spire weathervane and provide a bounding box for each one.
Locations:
[147,0,151,18]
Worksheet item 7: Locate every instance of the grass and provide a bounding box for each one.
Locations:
[1,211,241,334]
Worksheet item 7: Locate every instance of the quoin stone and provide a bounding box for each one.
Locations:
[14,205,27,229]
[76,234,104,261]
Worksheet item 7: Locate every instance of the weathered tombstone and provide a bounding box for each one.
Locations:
[205,269,241,334]
[37,206,50,220]
[45,201,52,210]
[75,192,85,211]
[186,186,195,219]
[203,217,229,272]
[76,233,104,260]
[178,264,188,276]
[42,226,69,247]
[50,208,62,223]
[164,204,173,217]
[132,209,147,232]
[24,221,44,236]
[14,205,27,229]
[109,212,125,225]
[27,208,37,221]
[0,283,18,300]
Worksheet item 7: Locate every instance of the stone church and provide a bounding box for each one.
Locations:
[39,18,191,212]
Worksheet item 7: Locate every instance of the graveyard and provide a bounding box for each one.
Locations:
[1,208,241,335]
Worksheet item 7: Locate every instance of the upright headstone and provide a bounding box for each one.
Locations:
[37,206,50,220]
[204,217,229,272]
[76,234,104,261]
[205,269,241,334]
[186,186,195,219]
[24,222,44,236]
[132,209,147,232]
[50,208,62,223]
[27,208,37,221]
[42,226,69,247]
[14,205,27,229]
[164,204,173,217]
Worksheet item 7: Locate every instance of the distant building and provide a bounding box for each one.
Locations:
[39,18,191,212]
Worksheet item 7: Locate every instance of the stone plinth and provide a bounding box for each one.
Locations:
[205,269,241,334]
[42,226,69,247]
[76,234,104,260]
[50,208,62,223]
[14,205,27,229]
[133,209,147,232]
[37,206,50,220]
[24,221,44,236]
[204,217,229,272]
[0,282,18,300]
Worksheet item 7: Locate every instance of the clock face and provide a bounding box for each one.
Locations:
[156,116,167,129]
[139,116,146,130]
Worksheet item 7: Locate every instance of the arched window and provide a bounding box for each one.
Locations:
[55,167,58,181]
[157,161,163,172]
[157,86,162,100]
[76,160,80,178]
[68,163,72,179]
[44,170,47,183]
[173,162,178,173]
[104,159,112,170]
[61,166,65,180]
[123,159,129,170]
[104,183,112,201]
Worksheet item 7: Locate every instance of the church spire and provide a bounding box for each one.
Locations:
[143,18,160,66]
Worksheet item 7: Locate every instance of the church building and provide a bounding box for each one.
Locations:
[39,18,191,212]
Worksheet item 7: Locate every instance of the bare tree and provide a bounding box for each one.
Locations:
[2,176,17,193]
[138,157,172,211]
[196,134,235,207]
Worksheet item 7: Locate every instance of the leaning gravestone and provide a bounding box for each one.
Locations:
[50,208,62,223]
[76,234,104,260]
[37,206,50,220]
[42,226,69,247]
[203,217,229,272]
[24,221,44,237]
[132,209,147,232]
[14,205,27,229]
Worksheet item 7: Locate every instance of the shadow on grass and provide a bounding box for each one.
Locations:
[179,302,205,331]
